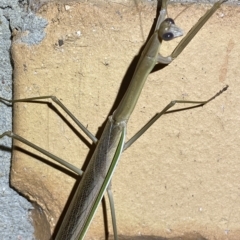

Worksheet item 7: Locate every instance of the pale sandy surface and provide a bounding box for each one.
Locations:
[0,0,239,239]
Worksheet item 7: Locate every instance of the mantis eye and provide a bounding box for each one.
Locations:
[162,32,174,41]
[158,17,183,41]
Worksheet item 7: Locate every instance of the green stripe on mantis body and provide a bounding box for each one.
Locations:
[77,123,126,240]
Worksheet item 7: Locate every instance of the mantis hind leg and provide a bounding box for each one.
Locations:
[0,95,120,238]
[0,95,98,174]
[107,182,118,240]
[0,131,83,175]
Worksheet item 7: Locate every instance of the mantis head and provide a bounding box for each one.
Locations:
[158,18,183,41]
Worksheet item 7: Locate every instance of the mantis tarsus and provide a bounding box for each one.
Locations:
[0,0,229,239]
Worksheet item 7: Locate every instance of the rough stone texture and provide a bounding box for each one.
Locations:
[0,0,47,239]
[10,0,240,239]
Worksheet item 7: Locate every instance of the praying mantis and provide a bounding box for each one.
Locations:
[0,0,230,239]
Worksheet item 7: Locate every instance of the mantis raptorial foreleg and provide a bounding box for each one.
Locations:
[0,0,229,239]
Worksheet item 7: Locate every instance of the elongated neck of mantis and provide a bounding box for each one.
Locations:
[112,32,161,123]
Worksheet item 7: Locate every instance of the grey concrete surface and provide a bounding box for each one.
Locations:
[0,0,238,239]
[0,0,47,239]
